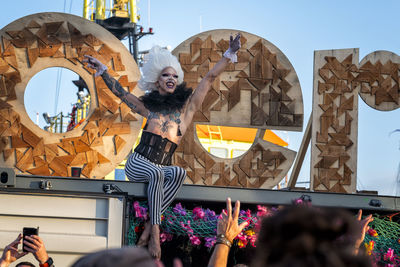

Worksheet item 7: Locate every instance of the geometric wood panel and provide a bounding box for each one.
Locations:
[358,51,400,111]
[311,49,400,193]
[172,30,302,188]
[0,12,142,178]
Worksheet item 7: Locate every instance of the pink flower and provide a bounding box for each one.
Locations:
[257,205,269,218]
[294,198,303,205]
[384,248,394,262]
[204,237,216,248]
[189,235,201,246]
[160,233,173,243]
[133,201,148,220]
[193,207,205,220]
[180,221,193,235]
[236,232,247,242]
[245,209,252,218]
[248,234,257,247]
[235,231,250,248]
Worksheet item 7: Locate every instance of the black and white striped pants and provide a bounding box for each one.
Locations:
[125,152,186,225]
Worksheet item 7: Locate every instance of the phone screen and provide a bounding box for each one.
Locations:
[22,227,39,252]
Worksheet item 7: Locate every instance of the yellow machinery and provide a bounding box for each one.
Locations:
[75,94,91,127]
[83,0,138,23]
[82,0,152,61]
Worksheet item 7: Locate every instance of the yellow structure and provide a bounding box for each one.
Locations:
[196,125,288,158]
[76,95,91,124]
[83,0,138,23]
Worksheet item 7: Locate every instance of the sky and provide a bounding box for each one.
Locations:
[1,0,400,196]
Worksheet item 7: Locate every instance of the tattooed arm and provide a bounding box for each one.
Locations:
[83,55,149,117]
[183,34,241,125]
[101,71,148,117]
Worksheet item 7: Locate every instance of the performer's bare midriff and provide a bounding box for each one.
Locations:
[84,34,241,259]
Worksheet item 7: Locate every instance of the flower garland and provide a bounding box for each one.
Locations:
[129,201,274,248]
[128,200,400,266]
[364,215,400,266]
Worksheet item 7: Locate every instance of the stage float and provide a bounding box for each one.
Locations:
[0,13,305,189]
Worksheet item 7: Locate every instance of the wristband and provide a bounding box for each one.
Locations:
[39,257,53,267]
[215,234,232,248]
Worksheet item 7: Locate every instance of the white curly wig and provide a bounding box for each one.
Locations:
[138,46,184,92]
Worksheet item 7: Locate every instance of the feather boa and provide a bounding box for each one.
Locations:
[140,83,193,113]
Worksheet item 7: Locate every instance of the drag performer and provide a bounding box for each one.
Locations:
[84,33,241,258]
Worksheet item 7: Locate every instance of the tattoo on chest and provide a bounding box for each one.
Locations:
[148,111,181,133]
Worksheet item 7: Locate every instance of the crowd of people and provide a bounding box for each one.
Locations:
[0,198,374,267]
[0,233,53,267]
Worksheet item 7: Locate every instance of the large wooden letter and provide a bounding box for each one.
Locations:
[311,49,400,193]
[0,13,141,178]
[173,30,304,188]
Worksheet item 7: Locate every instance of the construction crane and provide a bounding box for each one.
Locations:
[82,0,153,61]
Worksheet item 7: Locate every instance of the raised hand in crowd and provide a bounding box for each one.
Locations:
[23,235,51,265]
[0,234,27,267]
[208,197,248,267]
[354,209,374,255]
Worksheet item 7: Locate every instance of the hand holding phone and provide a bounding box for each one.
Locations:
[0,234,27,265]
[22,227,39,252]
[22,228,50,265]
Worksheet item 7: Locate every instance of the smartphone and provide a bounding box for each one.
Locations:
[23,227,39,252]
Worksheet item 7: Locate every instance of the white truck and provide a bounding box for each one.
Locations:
[0,168,398,266]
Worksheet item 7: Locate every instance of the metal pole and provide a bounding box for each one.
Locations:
[60,112,63,133]
[129,0,138,23]
[134,25,138,61]
[287,113,312,189]
[96,0,105,20]
[128,25,138,61]
[83,0,89,19]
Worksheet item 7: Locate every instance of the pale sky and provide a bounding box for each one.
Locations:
[1,0,400,196]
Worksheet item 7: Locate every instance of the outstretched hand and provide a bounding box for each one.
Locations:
[0,234,27,267]
[217,197,248,242]
[83,55,108,76]
[229,33,241,54]
[23,235,49,264]
[223,33,241,63]
[354,209,373,254]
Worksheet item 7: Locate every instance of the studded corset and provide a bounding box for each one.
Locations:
[134,131,178,165]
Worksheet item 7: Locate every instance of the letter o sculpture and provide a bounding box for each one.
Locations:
[0,12,142,178]
[172,30,304,188]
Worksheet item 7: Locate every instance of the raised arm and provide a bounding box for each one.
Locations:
[83,55,149,118]
[186,34,241,117]
[100,71,149,117]
[0,234,27,267]
[208,197,248,267]
[353,209,373,255]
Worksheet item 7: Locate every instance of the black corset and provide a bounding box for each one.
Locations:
[134,131,178,165]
